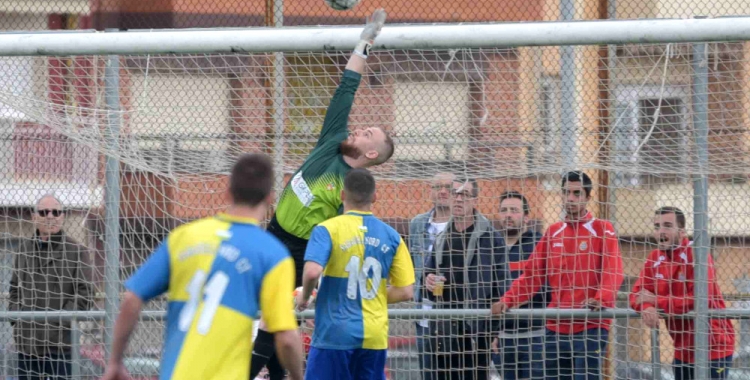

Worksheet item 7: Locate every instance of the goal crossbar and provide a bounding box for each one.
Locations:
[1,17,749,56]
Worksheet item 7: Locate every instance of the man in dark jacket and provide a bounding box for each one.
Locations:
[9,194,94,380]
[491,191,546,380]
[422,178,505,380]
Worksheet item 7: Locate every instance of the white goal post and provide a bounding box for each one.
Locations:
[0,17,747,55]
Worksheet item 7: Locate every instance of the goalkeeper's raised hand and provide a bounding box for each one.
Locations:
[348,8,387,73]
[360,8,387,44]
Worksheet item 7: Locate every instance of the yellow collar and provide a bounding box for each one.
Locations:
[346,210,373,216]
[215,212,260,225]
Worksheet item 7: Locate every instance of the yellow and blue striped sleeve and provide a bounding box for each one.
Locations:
[260,257,297,333]
[125,242,170,302]
[304,225,333,267]
[389,238,416,288]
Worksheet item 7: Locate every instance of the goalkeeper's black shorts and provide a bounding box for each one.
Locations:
[267,215,308,287]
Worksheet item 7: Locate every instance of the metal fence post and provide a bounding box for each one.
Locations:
[650,328,662,380]
[560,0,577,169]
[71,319,81,379]
[691,37,710,380]
[3,342,8,378]
[271,0,285,204]
[103,50,123,361]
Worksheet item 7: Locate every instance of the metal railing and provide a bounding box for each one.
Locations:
[1,307,749,379]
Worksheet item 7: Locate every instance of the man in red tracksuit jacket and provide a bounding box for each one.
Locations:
[630,206,735,380]
[491,171,624,380]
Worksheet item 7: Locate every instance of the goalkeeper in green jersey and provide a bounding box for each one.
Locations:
[250,9,395,380]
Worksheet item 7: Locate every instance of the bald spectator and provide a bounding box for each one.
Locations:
[409,172,455,378]
[9,194,94,380]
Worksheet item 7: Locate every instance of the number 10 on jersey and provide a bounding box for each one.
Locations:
[344,256,382,300]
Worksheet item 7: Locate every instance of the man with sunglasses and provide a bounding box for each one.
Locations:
[10,194,94,380]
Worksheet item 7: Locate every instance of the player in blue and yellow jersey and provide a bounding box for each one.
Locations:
[251,8,398,380]
[102,154,305,380]
[296,169,415,380]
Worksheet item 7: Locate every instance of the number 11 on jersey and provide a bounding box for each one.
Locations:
[178,270,230,335]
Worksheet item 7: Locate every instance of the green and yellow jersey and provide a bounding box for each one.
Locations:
[275,69,362,240]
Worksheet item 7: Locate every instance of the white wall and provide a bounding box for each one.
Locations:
[657,0,750,18]
[128,73,231,173]
[616,0,750,19]
[392,81,470,161]
[614,182,750,237]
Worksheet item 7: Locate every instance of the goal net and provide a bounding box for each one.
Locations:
[0,22,749,380]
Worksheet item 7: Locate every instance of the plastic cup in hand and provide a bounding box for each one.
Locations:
[433,276,445,297]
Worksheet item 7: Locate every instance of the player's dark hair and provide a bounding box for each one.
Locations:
[374,129,395,165]
[499,191,530,215]
[655,206,686,229]
[561,171,593,197]
[229,153,274,207]
[344,168,376,206]
[453,178,479,198]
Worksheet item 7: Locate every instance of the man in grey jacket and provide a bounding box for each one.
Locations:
[423,178,506,380]
[9,194,94,380]
[408,172,454,379]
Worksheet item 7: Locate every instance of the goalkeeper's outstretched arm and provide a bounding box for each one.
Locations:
[317,9,387,144]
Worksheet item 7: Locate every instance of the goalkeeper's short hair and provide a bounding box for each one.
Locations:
[374,129,394,165]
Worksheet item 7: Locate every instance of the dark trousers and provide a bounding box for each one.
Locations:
[426,334,491,380]
[249,216,307,380]
[17,352,71,380]
[531,328,609,380]
[267,216,307,287]
[416,324,435,380]
[673,355,732,380]
[491,335,544,380]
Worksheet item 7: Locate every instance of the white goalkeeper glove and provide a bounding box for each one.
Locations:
[354,8,387,59]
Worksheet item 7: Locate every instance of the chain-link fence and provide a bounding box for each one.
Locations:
[0,1,749,380]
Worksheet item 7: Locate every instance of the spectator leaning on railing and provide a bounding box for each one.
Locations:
[490,191,546,380]
[492,171,624,380]
[630,206,735,380]
[9,194,94,380]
